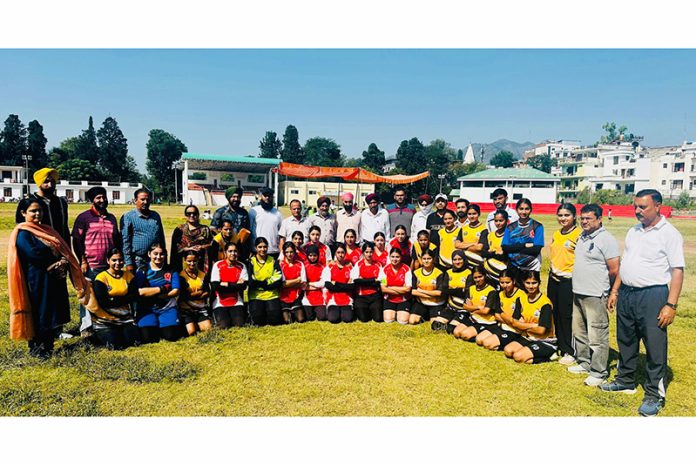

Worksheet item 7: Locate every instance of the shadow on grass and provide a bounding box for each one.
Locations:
[607,348,674,394]
[0,384,101,416]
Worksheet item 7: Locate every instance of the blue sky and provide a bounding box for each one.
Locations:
[2,49,696,169]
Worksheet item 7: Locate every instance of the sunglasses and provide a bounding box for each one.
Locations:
[185,212,198,216]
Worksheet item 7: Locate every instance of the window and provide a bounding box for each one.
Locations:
[308,190,317,195]
[2,171,11,179]
[462,181,483,187]
[113,190,121,200]
[220,173,235,182]
[532,181,553,188]
[512,181,530,188]
[189,172,207,180]
[512,193,523,200]
[66,189,73,201]
[671,180,683,190]
[673,163,685,172]
[247,174,265,184]
[613,156,619,165]
[663,163,668,168]
[3,187,11,197]
[290,189,300,194]
[662,180,667,185]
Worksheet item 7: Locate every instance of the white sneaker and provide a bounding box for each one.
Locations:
[567,364,589,374]
[558,354,576,366]
[549,352,560,361]
[584,375,606,387]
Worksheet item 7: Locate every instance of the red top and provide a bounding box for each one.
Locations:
[379,263,412,304]
[279,259,306,304]
[388,237,413,266]
[373,248,388,267]
[323,262,353,306]
[345,246,363,265]
[303,241,331,267]
[303,262,326,306]
[211,260,247,307]
[351,259,381,296]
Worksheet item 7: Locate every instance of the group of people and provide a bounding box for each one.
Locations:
[7,168,685,416]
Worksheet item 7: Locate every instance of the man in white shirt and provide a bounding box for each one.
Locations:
[249,187,283,258]
[486,188,518,232]
[278,199,310,251]
[336,192,362,243]
[308,196,337,247]
[360,193,390,244]
[410,194,433,240]
[601,189,685,417]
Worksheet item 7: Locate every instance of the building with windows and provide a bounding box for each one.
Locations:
[457,167,559,203]
[279,180,374,207]
[647,141,696,199]
[1,165,142,204]
[180,153,281,206]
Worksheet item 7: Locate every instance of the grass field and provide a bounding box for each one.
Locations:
[1,202,694,416]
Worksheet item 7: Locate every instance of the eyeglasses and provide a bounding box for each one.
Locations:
[185,212,198,216]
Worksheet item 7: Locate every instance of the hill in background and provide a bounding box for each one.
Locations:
[470,139,535,163]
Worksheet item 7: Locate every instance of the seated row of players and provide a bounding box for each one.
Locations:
[89,207,556,364]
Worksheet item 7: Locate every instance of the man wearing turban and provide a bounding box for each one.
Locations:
[15,167,71,244]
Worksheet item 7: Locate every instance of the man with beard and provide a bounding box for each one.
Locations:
[485,188,518,232]
[309,195,338,248]
[72,186,122,335]
[410,194,433,240]
[336,192,362,243]
[211,187,252,257]
[386,187,416,238]
[120,188,166,272]
[361,193,390,246]
[425,193,450,247]
[249,187,283,259]
[454,198,470,228]
[15,168,70,244]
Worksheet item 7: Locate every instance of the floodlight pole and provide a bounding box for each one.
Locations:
[22,154,32,197]
[438,174,446,194]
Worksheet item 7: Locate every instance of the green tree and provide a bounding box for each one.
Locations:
[0,114,27,166]
[361,143,386,173]
[57,158,103,181]
[146,129,188,201]
[26,120,48,171]
[97,116,131,180]
[422,139,457,195]
[395,137,426,174]
[303,137,344,167]
[490,150,515,168]
[76,116,99,163]
[280,125,303,163]
[527,153,554,173]
[675,191,692,210]
[343,158,363,168]
[599,122,634,144]
[259,131,282,159]
[48,137,81,166]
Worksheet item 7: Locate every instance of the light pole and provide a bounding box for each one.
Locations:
[438,174,446,194]
[172,161,179,204]
[22,154,32,197]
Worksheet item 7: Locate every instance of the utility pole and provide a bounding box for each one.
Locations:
[438,174,446,193]
[22,154,32,197]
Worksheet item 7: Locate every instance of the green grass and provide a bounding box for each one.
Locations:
[1,203,695,416]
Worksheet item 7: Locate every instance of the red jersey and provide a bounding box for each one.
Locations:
[388,237,413,266]
[294,247,307,265]
[345,246,363,265]
[373,248,388,266]
[379,263,412,303]
[350,259,382,296]
[322,262,353,306]
[210,260,248,308]
[303,261,326,306]
[279,259,306,304]
[303,241,332,267]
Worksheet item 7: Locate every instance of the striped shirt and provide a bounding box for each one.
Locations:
[72,207,121,269]
[120,209,166,267]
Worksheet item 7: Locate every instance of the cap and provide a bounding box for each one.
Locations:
[33,168,59,186]
[434,193,448,202]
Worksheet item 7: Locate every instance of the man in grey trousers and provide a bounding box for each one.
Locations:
[600,189,685,417]
[568,204,620,386]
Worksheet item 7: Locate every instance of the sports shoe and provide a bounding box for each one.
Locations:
[558,354,576,366]
[431,321,447,331]
[598,381,637,394]
[583,375,606,387]
[567,364,589,374]
[549,352,560,361]
[638,398,664,417]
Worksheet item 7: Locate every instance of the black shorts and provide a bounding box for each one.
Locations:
[434,305,456,321]
[411,301,433,318]
[281,298,303,313]
[179,308,211,325]
[471,321,497,334]
[518,338,558,363]
[486,325,522,350]
[384,300,409,312]
[452,311,475,326]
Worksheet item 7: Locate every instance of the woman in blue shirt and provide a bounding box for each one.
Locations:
[501,198,544,287]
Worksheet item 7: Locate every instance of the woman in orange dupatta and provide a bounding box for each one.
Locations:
[8,198,102,358]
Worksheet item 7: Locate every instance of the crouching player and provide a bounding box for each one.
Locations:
[451,265,499,341]
[477,269,525,351]
[503,270,557,364]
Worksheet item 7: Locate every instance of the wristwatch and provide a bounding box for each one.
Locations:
[665,302,678,310]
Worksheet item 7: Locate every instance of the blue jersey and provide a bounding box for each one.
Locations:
[502,219,544,270]
[135,266,180,312]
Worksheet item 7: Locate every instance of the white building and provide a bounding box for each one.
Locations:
[458,167,560,204]
[525,140,582,164]
[647,141,696,199]
[586,141,651,195]
[180,153,281,206]
[279,180,374,207]
[1,165,142,204]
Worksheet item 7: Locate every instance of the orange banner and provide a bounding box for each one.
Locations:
[277,162,429,185]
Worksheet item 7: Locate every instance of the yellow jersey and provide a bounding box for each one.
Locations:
[498,288,526,332]
[466,283,499,324]
[513,293,555,341]
[446,267,471,310]
[438,226,462,267]
[413,266,446,306]
[549,226,580,278]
